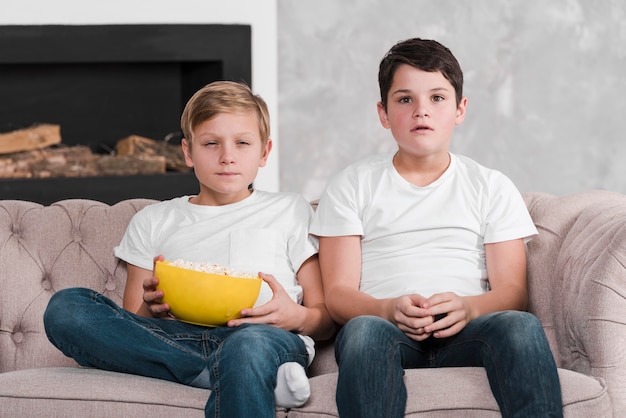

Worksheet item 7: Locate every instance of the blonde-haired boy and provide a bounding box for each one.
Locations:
[45,81,335,417]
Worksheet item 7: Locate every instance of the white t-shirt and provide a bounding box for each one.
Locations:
[114,190,318,306]
[310,153,537,299]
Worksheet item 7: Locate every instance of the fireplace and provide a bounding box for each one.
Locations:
[0,24,251,205]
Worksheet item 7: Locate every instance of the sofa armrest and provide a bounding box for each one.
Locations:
[524,190,626,416]
[559,197,626,415]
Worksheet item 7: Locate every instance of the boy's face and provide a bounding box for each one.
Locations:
[181,111,271,205]
[377,64,466,161]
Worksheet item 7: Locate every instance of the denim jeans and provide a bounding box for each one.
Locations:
[43,287,308,418]
[335,312,563,418]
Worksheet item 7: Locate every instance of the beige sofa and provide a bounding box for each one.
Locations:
[1,190,625,417]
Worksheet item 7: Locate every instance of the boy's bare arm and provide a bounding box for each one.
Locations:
[295,255,337,340]
[318,236,398,325]
[123,257,171,318]
[443,237,529,323]
[423,238,529,338]
[477,238,529,313]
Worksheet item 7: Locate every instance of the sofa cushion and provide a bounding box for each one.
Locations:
[0,366,609,418]
[0,367,289,418]
[289,368,611,417]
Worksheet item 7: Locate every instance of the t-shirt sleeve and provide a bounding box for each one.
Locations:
[113,208,157,270]
[287,195,320,273]
[310,169,364,237]
[483,173,538,244]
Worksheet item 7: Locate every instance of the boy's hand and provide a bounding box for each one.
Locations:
[141,255,172,318]
[421,292,471,338]
[141,275,172,318]
[226,272,306,331]
[390,294,434,341]
[124,255,171,318]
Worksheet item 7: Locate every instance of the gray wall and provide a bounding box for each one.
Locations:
[277,0,626,201]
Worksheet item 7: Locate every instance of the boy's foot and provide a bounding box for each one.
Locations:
[274,362,311,408]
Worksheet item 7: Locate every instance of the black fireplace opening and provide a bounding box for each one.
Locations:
[0,24,252,205]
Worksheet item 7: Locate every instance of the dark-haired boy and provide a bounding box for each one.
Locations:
[311,38,563,417]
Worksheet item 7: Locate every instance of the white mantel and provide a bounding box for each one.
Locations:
[0,0,279,191]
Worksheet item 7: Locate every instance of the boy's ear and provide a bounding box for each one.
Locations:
[181,138,194,168]
[259,139,273,167]
[455,97,468,125]
[377,102,391,129]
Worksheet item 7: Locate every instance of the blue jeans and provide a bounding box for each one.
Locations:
[335,313,563,418]
[43,288,308,418]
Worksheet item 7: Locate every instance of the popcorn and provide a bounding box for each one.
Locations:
[169,259,257,279]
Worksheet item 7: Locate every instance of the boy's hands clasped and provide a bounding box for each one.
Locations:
[390,292,472,341]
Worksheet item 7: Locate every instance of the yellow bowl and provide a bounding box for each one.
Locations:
[154,260,262,327]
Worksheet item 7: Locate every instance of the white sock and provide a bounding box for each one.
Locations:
[274,362,311,408]
[299,335,316,366]
[274,335,315,408]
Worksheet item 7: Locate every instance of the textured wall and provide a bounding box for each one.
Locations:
[277,0,626,201]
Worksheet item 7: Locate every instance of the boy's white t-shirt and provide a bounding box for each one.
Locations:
[310,152,537,299]
[114,190,318,306]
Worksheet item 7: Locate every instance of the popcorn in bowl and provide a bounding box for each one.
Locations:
[168,259,258,279]
[154,259,262,327]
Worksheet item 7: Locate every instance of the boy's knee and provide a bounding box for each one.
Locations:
[44,288,93,337]
[338,317,365,348]
[45,288,73,324]
[45,287,86,312]
[491,311,548,350]
[504,311,543,333]
[336,316,397,360]
[225,324,301,364]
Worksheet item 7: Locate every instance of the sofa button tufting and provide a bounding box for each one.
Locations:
[105,280,117,291]
[13,331,24,344]
[42,279,52,290]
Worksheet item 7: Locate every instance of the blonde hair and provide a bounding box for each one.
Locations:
[180,81,270,146]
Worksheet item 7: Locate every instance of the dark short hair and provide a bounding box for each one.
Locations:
[378,38,464,109]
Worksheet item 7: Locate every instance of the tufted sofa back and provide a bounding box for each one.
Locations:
[0,199,157,373]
